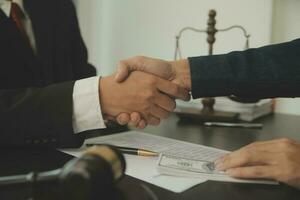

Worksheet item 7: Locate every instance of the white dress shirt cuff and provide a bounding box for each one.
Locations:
[72,76,106,134]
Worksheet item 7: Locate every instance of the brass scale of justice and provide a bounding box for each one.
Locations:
[174,9,258,122]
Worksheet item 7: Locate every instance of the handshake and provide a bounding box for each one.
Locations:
[99,56,192,128]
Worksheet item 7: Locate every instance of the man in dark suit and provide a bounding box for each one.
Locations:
[0,0,189,147]
[113,39,300,189]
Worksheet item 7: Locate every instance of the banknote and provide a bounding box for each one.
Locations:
[157,154,277,185]
[157,154,225,175]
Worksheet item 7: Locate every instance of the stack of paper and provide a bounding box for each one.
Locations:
[214,97,273,121]
[176,97,273,121]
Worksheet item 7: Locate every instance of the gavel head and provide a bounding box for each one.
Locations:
[58,145,126,200]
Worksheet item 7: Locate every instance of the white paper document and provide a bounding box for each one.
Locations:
[61,131,277,193]
[61,131,207,193]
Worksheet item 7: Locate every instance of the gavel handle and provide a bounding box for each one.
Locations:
[0,169,61,187]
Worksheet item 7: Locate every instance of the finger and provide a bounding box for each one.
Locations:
[130,112,147,129]
[147,115,161,126]
[128,112,141,127]
[226,166,277,180]
[115,61,130,82]
[127,56,174,80]
[142,58,173,80]
[150,105,170,120]
[216,150,274,171]
[156,78,190,101]
[137,120,147,129]
[233,139,297,155]
[262,138,298,145]
[215,140,291,167]
[154,93,176,112]
[130,112,141,122]
[116,113,131,125]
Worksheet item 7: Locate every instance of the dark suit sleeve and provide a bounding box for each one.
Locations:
[188,39,300,99]
[68,0,97,79]
[0,82,84,148]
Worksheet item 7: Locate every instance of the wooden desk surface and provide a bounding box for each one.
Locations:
[124,113,300,200]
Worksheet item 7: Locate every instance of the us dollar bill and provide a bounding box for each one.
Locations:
[157,154,224,175]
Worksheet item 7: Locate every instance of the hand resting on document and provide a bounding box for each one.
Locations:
[215,138,300,189]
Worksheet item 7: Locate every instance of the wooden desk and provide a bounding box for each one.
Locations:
[0,113,299,199]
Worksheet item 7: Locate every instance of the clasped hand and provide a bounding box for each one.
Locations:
[99,56,191,128]
[109,56,191,128]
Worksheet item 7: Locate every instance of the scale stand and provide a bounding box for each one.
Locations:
[174,9,250,122]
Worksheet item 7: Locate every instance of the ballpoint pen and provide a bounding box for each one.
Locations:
[86,144,159,157]
[204,122,263,129]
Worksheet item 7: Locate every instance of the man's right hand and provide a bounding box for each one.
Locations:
[99,71,189,126]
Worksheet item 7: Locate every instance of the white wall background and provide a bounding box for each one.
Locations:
[75,0,300,115]
[270,0,300,115]
[76,0,272,75]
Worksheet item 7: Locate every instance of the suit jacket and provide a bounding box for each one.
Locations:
[0,0,96,147]
[188,39,300,99]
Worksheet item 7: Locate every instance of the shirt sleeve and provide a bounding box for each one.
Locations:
[72,76,106,133]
